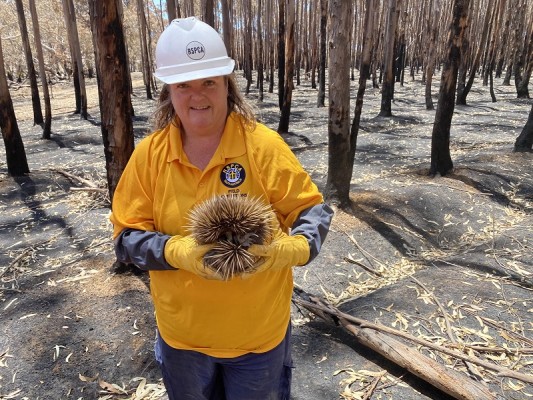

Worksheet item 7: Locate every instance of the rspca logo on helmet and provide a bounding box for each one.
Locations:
[186,41,206,60]
[221,163,246,188]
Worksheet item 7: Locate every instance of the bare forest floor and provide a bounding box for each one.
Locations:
[1,71,532,400]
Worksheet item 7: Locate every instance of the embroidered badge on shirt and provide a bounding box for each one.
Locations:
[221,163,246,188]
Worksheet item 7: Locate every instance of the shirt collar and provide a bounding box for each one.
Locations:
[167,112,247,164]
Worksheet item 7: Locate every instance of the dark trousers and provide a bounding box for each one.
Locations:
[154,325,293,400]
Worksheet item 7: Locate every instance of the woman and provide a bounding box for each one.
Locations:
[110,17,333,400]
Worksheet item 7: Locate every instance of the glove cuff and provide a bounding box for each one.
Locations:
[292,234,311,266]
[163,235,187,269]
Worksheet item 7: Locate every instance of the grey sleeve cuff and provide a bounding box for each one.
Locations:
[114,228,174,271]
[290,203,334,264]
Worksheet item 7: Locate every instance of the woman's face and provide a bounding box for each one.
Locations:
[169,76,229,137]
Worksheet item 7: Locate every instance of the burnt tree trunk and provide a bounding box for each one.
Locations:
[166,0,177,21]
[202,0,215,28]
[278,0,286,109]
[14,0,43,126]
[62,0,88,118]
[425,0,438,110]
[429,0,471,176]
[278,0,295,134]
[220,0,232,57]
[514,103,533,152]
[379,0,400,117]
[242,0,253,94]
[256,0,265,102]
[515,27,533,98]
[310,0,318,89]
[88,0,135,202]
[456,0,493,105]
[324,0,353,206]
[316,0,327,107]
[266,0,275,93]
[29,0,52,139]
[136,0,153,99]
[0,35,30,177]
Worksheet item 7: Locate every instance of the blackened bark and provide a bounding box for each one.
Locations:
[489,66,496,102]
[379,0,399,117]
[278,0,286,109]
[317,0,327,107]
[15,0,43,125]
[429,0,471,176]
[324,0,353,206]
[514,103,533,152]
[202,0,215,28]
[88,0,135,202]
[166,0,177,21]
[278,0,295,134]
[137,0,153,100]
[29,0,52,139]
[257,0,264,102]
[456,2,493,105]
[0,36,30,176]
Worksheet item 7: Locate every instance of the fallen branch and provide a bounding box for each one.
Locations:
[461,308,533,347]
[361,370,386,400]
[293,288,533,398]
[70,187,107,193]
[51,168,100,189]
[410,276,482,379]
[343,256,384,277]
[0,249,32,280]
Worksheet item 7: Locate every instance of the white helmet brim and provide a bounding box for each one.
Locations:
[155,58,235,84]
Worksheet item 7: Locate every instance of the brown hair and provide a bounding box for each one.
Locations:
[150,74,256,131]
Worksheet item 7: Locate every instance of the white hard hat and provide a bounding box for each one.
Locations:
[154,17,235,84]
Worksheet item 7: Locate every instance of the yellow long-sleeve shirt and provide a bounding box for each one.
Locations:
[110,112,323,358]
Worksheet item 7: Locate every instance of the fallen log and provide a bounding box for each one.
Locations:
[343,323,496,400]
[292,288,517,400]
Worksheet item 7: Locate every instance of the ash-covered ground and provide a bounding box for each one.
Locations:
[1,72,532,399]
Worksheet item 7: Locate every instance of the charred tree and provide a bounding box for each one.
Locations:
[278,0,286,109]
[28,0,52,139]
[510,0,530,98]
[317,0,327,107]
[256,0,265,102]
[88,0,135,202]
[136,0,153,99]
[266,0,276,93]
[14,0,43,125]
[62,0,88,118]
[278,0,295,134]
[220,0,232,57]
[425,0,440,110]
[202,0,215,28]
[456,1,493,105]
[242,0,253,94]
[166,0,178,21]
[379,0,400,117]
[514,103,533,152]
[324,0,353,206]
[515,27,533,98]
[0,35,30,177]
[429,0,471,176]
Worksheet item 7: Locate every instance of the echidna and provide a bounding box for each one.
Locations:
[187,195,276,280]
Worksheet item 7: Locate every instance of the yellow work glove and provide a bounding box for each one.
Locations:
[164,235,223,280]
[246,232,310,276]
